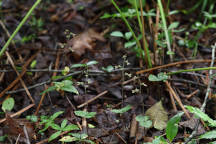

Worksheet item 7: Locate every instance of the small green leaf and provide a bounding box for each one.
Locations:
[71,63,86,68]
[148,73,168,82]
[61,119,68,129]
[110,31,124,37]
[74,111,96,118]
[125,32,132,40]
[102,65,114,73]
[0,135,7,142]
[83,139,96,144]
[111,105,132,114]
[26,115,38,122]
[124,41,136,48]
[40,86,56,95]
[30,60,37,68]
[59,136,77,142]
[63,124,79,131]
[62,84,79,94]
[51,123,61,130]
[199,130,216,139]
[166,112,184,142]
[185,105,216,127]
[48,131,61,142]
[166,50,175,55]
[86,61,98,66]
[50,111,64,120]
[2,97,15,112]
[70,133,88,139]
[136,115,152,128]
[168,22,179,30]
[88,123,95,128]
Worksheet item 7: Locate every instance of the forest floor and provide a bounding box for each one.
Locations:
[0,0,216,144]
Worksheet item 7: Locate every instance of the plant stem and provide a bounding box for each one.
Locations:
[157,0,173,61]
[0,0,42,57]
[168,67,216,75]
[111,0,143,59]
[139,0,152,68]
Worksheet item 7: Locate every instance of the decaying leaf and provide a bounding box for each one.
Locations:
[3,114,36,142]
[145,101,168,130]
[66,28,106,58]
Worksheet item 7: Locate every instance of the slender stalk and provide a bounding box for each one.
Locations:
[157,0,173,61]
[139,0,152,68]
[111,0,143,59]
[168,67,216,75]
[0,0,42,57]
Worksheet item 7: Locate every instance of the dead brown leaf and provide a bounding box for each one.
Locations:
[66,28,106,58]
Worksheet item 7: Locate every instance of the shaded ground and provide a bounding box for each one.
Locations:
[0,0,216,143]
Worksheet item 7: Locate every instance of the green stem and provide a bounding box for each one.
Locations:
[157,0,173,61]
[111,0,143,58]
[168,67,216,75]
[0,0,42,57]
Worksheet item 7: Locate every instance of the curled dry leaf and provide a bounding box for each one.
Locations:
[66,28,106,58]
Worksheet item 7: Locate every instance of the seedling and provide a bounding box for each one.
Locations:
[59,133,95,144]
[48,119,79,142]
[39,111,64,133]
[40,80,78,95]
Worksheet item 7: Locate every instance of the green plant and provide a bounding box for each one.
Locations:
[74,110,96,119]
[136,115,152,128]
[71,60,98,94]
[29,15,44,31]
[0,0,42,57]
[1,97,15,112]
[110,31,143,57]
[166,112,184,142]
[59,133,95,144]
[111,105,132,114]
[110,0,152,68]
[39,111,64,133]
[41,80,78,95]
[148,72,169,82]
[48,119,79,142]
[0,135,7,142]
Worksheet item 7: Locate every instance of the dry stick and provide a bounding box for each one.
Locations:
[136,59,215,74]
[78,76,139,108]
[65,96,82,130]
[6,51,35,103]
[82,107,88,134]
[184,43,216,144]
[0,104,35,123]
[165,81,191,119]
[186,89,200,99]
[129,114,137,138]
[23,125,31,144]
[168,90,177,112]
[115,132,127,144]
[0,52,38,98]
[139,0,150,68]
[77,90,108,108]
[34,85,48,116]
